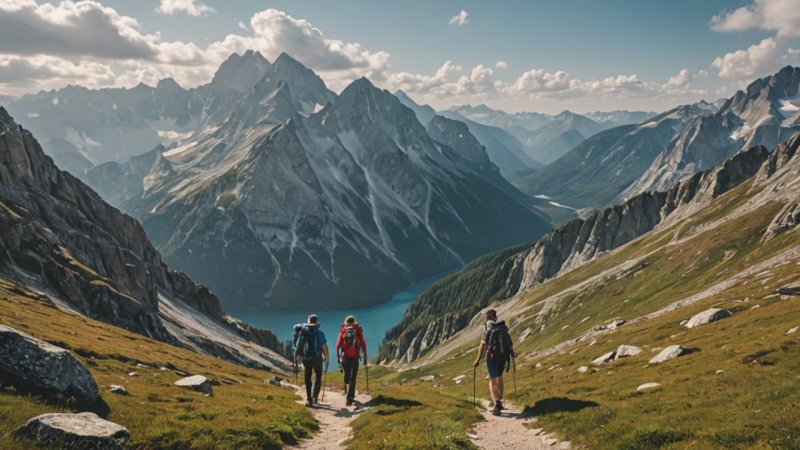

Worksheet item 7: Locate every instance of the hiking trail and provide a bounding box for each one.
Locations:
[287,383,371,449]
[469,400,570,449]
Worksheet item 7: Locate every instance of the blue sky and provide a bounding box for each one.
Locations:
[0,0,798,113]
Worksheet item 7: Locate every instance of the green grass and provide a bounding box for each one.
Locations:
[0,281,316,450]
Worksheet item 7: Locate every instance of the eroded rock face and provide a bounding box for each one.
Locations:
[615,345,642,359]
[18,412,129,450]
[0,325,101,410]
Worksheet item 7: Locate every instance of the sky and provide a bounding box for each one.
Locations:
[0,0,798,114]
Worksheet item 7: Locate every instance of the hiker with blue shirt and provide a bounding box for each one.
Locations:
[472,309,515,416]
[294,314,329,407]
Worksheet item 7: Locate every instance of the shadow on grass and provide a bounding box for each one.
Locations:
[366,395,422,408]
[523,397,599,417]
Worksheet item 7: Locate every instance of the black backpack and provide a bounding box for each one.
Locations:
[343,325,359,350]
[486,321,512,366]
[296,325,319,358]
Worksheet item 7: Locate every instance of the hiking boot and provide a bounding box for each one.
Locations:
[346,398,353,407]
[496,400,504,411]
[305,399,313,407]
[492,405,502,416]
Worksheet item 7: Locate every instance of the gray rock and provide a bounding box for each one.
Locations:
[615,345,642,359]
[265,376,283,386]
[787,326,798,335]
[0,325,101,410]
[778,287,800,296]
[637,382,661,392]
[592,351,616,366]
[577,366,589,373]
[18,412,129,450]
[684,308,732,328]
[649,345,688,364]
[109,385,128,395]
[175,375,213,395]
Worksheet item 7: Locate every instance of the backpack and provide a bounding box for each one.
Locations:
[344,325,359,350]
[296,325,319,359]
[291,324,304,351]
[486,321,512,366]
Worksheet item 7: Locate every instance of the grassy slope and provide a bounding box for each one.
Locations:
[0,281,316,450]
[359,180,800,448]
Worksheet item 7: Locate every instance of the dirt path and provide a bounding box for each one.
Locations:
[286,382,371,450]
[470,400,570,450]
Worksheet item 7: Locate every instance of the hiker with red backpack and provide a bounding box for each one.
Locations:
[336,315,368,406]
[472,309,515,416]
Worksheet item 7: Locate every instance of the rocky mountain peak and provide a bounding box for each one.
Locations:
[210,50,271,94]
[156,77,183,92]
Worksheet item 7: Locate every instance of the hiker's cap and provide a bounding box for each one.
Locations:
[345,315,356,324]
[308,314,318,324]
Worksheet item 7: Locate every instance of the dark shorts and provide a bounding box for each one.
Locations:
[486,358,506,378]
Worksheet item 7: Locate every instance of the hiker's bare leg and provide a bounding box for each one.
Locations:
[490,377,501,402]
[497,375,504,401]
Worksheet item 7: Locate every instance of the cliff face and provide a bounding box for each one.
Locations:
[378,142,775,363]
[0,107,285,369]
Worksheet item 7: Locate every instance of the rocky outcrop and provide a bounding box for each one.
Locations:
[684,309,732,328]
[0,107,287,368]
[592,351,616,366]
[18,413,129,450]
[637,382,661,392]
[614,345,642,359]
[0,325,102,411]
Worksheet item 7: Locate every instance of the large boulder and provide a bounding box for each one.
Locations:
[684,308,731,328]
[649,345,688,364]
[0,325,102,411]
[174,375,213,395]
[18,412,129,449]
[615,345,642,359]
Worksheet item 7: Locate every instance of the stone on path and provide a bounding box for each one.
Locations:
[684,308,731,328]
[649,345,688,364]
[0,324,101,408]
[174,375,213,395]
[18,412,129,450]
[637,382,661,392]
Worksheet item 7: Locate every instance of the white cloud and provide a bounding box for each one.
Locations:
[710,0,800,38]
[237,20,249,31]
[709,0,800,79]
[448,10,469,26]
[712,37,781,78]
[0,54,115,90]
[495,60,508,69]
[156,0,215,17]
[0,0,205,65]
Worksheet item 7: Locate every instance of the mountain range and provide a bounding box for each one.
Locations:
[528,66,800,210]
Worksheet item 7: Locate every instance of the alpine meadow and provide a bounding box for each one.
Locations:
[1,1,800,449]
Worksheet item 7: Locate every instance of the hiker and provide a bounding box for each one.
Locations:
[335,315,368,406]
[472,309,515,416]
[293,314,329,407]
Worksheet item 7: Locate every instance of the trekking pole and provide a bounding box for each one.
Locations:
[473,366,477,407]
[365,359,370,396]
[512,356,517,401]
[321,360,329,402]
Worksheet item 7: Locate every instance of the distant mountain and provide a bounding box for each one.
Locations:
[85,145,165,207]
[395,91,542,176]
[123,65,552,311]
[584,110,656,129]
[624,66,800,198]
[0,107,288,371]
[445,104,654,165]
[525,103,715,209]
[3,50,271,167]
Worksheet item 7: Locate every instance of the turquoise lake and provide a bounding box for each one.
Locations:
[235,274,445,369]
